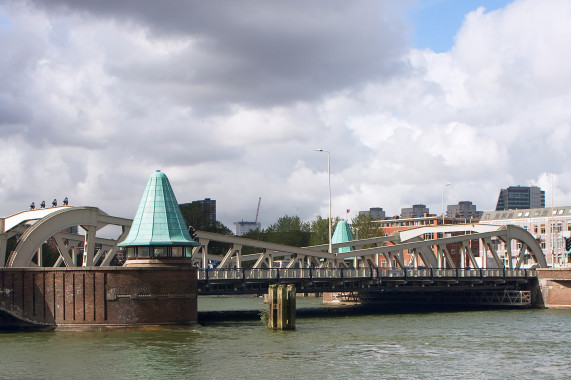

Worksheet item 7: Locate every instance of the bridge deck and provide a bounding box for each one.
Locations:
[198,267,537,295]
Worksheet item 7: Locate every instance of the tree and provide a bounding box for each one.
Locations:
[266,215,310,234]
[309,215,342,246]
[350,213,383,242]
[265,215,311,247]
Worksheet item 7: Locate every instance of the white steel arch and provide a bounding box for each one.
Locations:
[393,224,547,268]
[193,224,548,270]
[4,207,131,268]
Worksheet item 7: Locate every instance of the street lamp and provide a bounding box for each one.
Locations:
[442,183,450,225]
[316,149,332,254]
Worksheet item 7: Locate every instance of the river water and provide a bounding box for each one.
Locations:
[1,296,569,379]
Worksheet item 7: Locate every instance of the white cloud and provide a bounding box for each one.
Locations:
[0,0,570,230]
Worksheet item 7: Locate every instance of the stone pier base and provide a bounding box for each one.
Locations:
[537,268,571,309]
[0,266,198,330]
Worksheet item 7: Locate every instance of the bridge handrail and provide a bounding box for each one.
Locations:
[197,267,536,282]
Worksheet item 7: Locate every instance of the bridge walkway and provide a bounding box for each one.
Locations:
[197,267,537,295]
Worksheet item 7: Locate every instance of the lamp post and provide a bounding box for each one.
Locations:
[316,149,332,254]
[442,183,450,225]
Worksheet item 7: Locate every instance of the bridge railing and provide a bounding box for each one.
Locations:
[197,267,536,282]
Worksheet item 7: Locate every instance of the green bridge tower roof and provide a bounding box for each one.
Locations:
[118,170,199,247]
[332,220,353,253]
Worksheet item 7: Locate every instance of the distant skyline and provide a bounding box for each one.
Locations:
[0,0,570,229]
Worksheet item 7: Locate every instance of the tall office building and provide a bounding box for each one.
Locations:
[359,207,386,220]
[179,198,216,230]
[446,201,482,220]
[495,186,545,211]
[401,204,430,218]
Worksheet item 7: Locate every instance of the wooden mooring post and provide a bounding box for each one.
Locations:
[267,284,296,330]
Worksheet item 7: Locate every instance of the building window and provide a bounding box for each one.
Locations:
[541,241,546,249]
[172,247,183,257]
[541,225,546,234]
[534,225,538,234]
[154,247,167,257]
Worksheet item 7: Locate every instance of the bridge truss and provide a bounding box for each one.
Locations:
[192,223,547,271]
[2,207,546,274]
[1,207,131,268]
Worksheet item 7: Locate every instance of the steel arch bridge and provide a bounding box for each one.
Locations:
[1,206,131,268]
[191,223,547,270]
[1,206,547,270]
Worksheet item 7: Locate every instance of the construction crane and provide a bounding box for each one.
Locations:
[255,197,261,224]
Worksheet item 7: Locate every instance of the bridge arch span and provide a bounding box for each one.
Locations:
[6,207,131,268]
[395,224,547,268]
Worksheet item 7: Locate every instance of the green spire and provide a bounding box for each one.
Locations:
[118,170,199,247]
[332,220,353,253]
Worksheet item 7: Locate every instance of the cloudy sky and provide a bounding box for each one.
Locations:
[1,0,570,230]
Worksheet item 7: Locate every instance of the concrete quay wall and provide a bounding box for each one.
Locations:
[0,267,197,330]
[536,268,571,309]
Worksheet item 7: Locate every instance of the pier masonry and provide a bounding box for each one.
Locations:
[0,266,197,330]
[536,268,571,308]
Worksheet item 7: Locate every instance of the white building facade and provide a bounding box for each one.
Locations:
[234,221,261,236]
[479,206,571,267]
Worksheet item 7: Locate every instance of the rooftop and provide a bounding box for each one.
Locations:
[118,170,199,247]
[481,206,571,221]
[332,220,353,253]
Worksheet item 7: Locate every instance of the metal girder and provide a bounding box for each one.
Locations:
[100,226,131,266]
[52,233,76,267]
[217,244,243,269]
[253,250,270,268]
[196,231,334,260]
[195,226,548,270]
[461,240,479,268]
[5,207,132,268]
[482,237,504,268]
[514,244,528,269]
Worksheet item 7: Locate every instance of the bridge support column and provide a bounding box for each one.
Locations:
[267,284,296,330]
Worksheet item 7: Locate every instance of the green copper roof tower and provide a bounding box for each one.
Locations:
[332,220,353,253]
[119,170,199,263]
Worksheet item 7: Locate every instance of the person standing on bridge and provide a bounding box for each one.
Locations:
[40,201,45,208]
[29,202,35,210]
[52,199,57,207]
